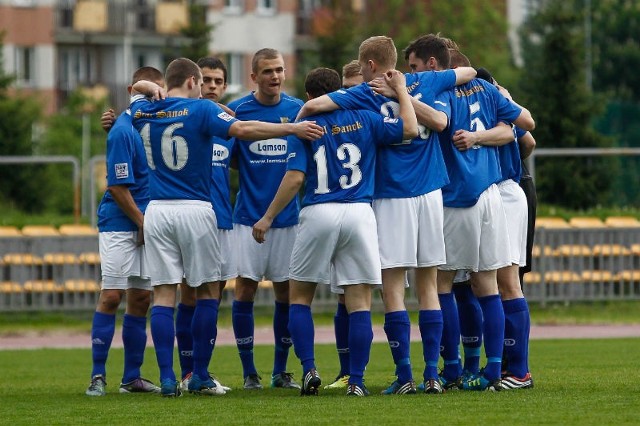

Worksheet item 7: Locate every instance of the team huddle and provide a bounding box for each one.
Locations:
[86,33,536,398]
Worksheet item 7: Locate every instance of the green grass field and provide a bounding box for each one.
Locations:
[1,338,639,425]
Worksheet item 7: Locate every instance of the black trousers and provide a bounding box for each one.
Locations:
[518,161,537,286]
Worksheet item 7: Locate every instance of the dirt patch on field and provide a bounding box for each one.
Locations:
[1,324,639,351]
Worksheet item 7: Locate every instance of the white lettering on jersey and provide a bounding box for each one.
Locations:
[249,139,287,156]
[114,163,129,179]
[212,143,229,162]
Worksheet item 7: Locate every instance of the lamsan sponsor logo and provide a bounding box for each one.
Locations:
[212,143,230,162]
[249,139,287,156]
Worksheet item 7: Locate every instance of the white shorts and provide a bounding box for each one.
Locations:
[219,229,237,281]
[144,200,221,287]
[99,231,150,290]
[440,184,511,272]
[498,179,528,266]
[373,190,446,269]
[290,203,382,287]
[235,224,297,283]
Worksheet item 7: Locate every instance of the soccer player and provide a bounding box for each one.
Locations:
[432,47,535,391]
[86,66,165,397]
[129,57,323,397]
[252,66,418,397]
[299,35,476,394]
[176,57,234,393]
[323,59,365,391]
[341,59,363,89]
[226,48,306,390]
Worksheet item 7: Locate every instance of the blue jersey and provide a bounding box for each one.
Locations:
[130,96,237,201]
[211,136,234,230]
[498,126,525,183]
[97,110,150,232]
[287,109,405,206]
[228,92,304,228]
[437,79,523,207]
[327,70,454,199]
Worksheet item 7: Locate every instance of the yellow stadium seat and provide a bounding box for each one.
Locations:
[0,281,23,293]
[64,279,100,292]
[78,252,101,264]
[535,217,570,229]
[3,253,43,265]
[604,216,640,228]
[544,270,581,283]
[23,280,62,292]
[591,244,631,257]
[532,245,554,257]
[614,270,640,282]
[21,225,60,237]
[568,217,606,228]
[0,226,22,237]
[581,270,614,281]
[43,253,79,265]
[59,224,98,236]
[554,244,592,256]
[523,272,541,284]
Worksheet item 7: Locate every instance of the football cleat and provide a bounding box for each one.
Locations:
[423,378,444,394]
[500,372,534,390]
[160,378,182,397]
[119,377,160,394]
[461,374,502,391]
[346,383,370,397]
[380,379,417,395]
[323,374,350,390]
[85,375,106,397]
[271,372,301,389]
[243,374,263,390]
[300,369,322,396]
[188,374,226,395]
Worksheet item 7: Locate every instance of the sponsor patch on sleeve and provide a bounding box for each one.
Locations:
[217,112,234,122]
[383,117,399,124]
[115,163,129,179]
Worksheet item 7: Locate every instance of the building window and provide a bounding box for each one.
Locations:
[15,46,35,86]
[224,0,244,15]
[257,0,276,15]
[59,47,97,92]
[226,52,244,96]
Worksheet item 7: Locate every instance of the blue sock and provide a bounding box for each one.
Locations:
[175,303,195,379]
[453,284,483,374]
[150,306,176,382]
[383,310,412,383]
[289,304,315,373]
[438,292,462,380]
[419,309,443,381]
[503,297,530,377]
[232,300,256,377]
[272,301,292,376]
[90,311,115,378]
[192,299,219,380]
[348,311,373,388]
[121,313,147,383]
[334,303,350,377]
[477,294,505,381]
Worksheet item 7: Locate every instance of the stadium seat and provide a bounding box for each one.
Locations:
[3,253,43,284]
[43,253,80,283]
[604,216,640,228]
[23,279,63,308]
[0,280,24,310]
[554,244,592,256]
[591,244,631,256]
[535,217,570,229]
[532,245,554,257]
[58,224,98,236]
[568,217,606,228]
[20,225,62,255]
[78,252,101,282]
[0,226,26,254]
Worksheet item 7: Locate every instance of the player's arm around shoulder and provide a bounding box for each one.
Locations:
[453,67,477,85]
[452,122,514,151]
[385,70,418,140]
[228,119,324,142]
[296,95,339,120]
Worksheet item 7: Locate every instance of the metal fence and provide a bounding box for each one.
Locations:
[2,222,640,312]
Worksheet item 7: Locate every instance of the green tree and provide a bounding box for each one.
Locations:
[176,1,213,62]
[0,32,44,212]
[39,90,108,214]
[517,0,613,209]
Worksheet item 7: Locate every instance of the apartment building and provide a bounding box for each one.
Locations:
[0,0,530,114]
